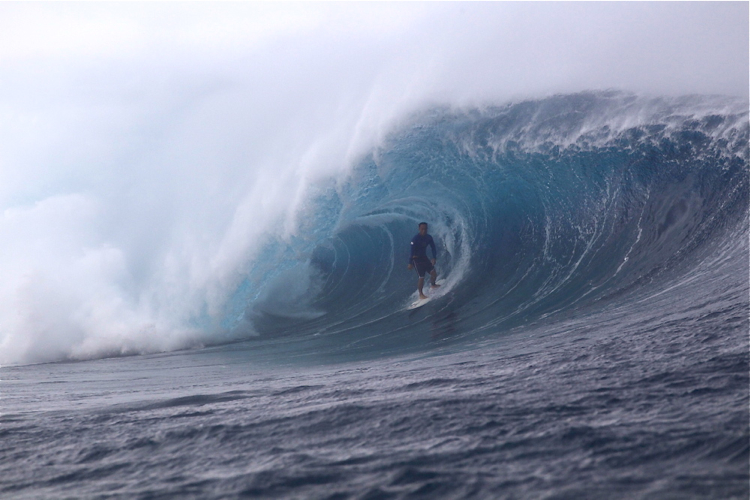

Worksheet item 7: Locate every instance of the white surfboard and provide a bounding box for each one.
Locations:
[407,296,432,310]
[405,281,444,310]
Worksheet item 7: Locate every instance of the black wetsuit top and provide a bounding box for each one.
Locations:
[409,233,437,264]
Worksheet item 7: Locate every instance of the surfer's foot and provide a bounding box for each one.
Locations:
[430,283,441,289]
[419,294,429,300]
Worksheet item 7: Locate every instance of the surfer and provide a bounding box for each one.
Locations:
[407,222,440,300]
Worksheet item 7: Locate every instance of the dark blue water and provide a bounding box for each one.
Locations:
[1,92,748,498]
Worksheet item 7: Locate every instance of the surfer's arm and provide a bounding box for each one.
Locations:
[428,236,437,260]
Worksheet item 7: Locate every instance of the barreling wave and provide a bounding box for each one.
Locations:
[233,91,748,353]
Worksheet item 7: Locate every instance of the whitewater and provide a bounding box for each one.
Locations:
[2,90,747,498]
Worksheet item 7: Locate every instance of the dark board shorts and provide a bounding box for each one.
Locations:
[413,257,434,277]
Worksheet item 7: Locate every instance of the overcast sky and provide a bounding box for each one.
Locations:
[1,3,747,97]
[0,2,747,364]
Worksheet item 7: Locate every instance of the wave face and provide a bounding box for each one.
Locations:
[233,91,748,357]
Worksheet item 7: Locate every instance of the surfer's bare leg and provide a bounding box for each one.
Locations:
[430,269,440,288]
[417,277,428,300]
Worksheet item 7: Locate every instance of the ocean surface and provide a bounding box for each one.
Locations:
[2,92,748,498]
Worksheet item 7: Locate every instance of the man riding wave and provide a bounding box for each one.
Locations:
[407,222,440,300]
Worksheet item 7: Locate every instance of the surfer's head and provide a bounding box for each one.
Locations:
[418,222,428,235]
